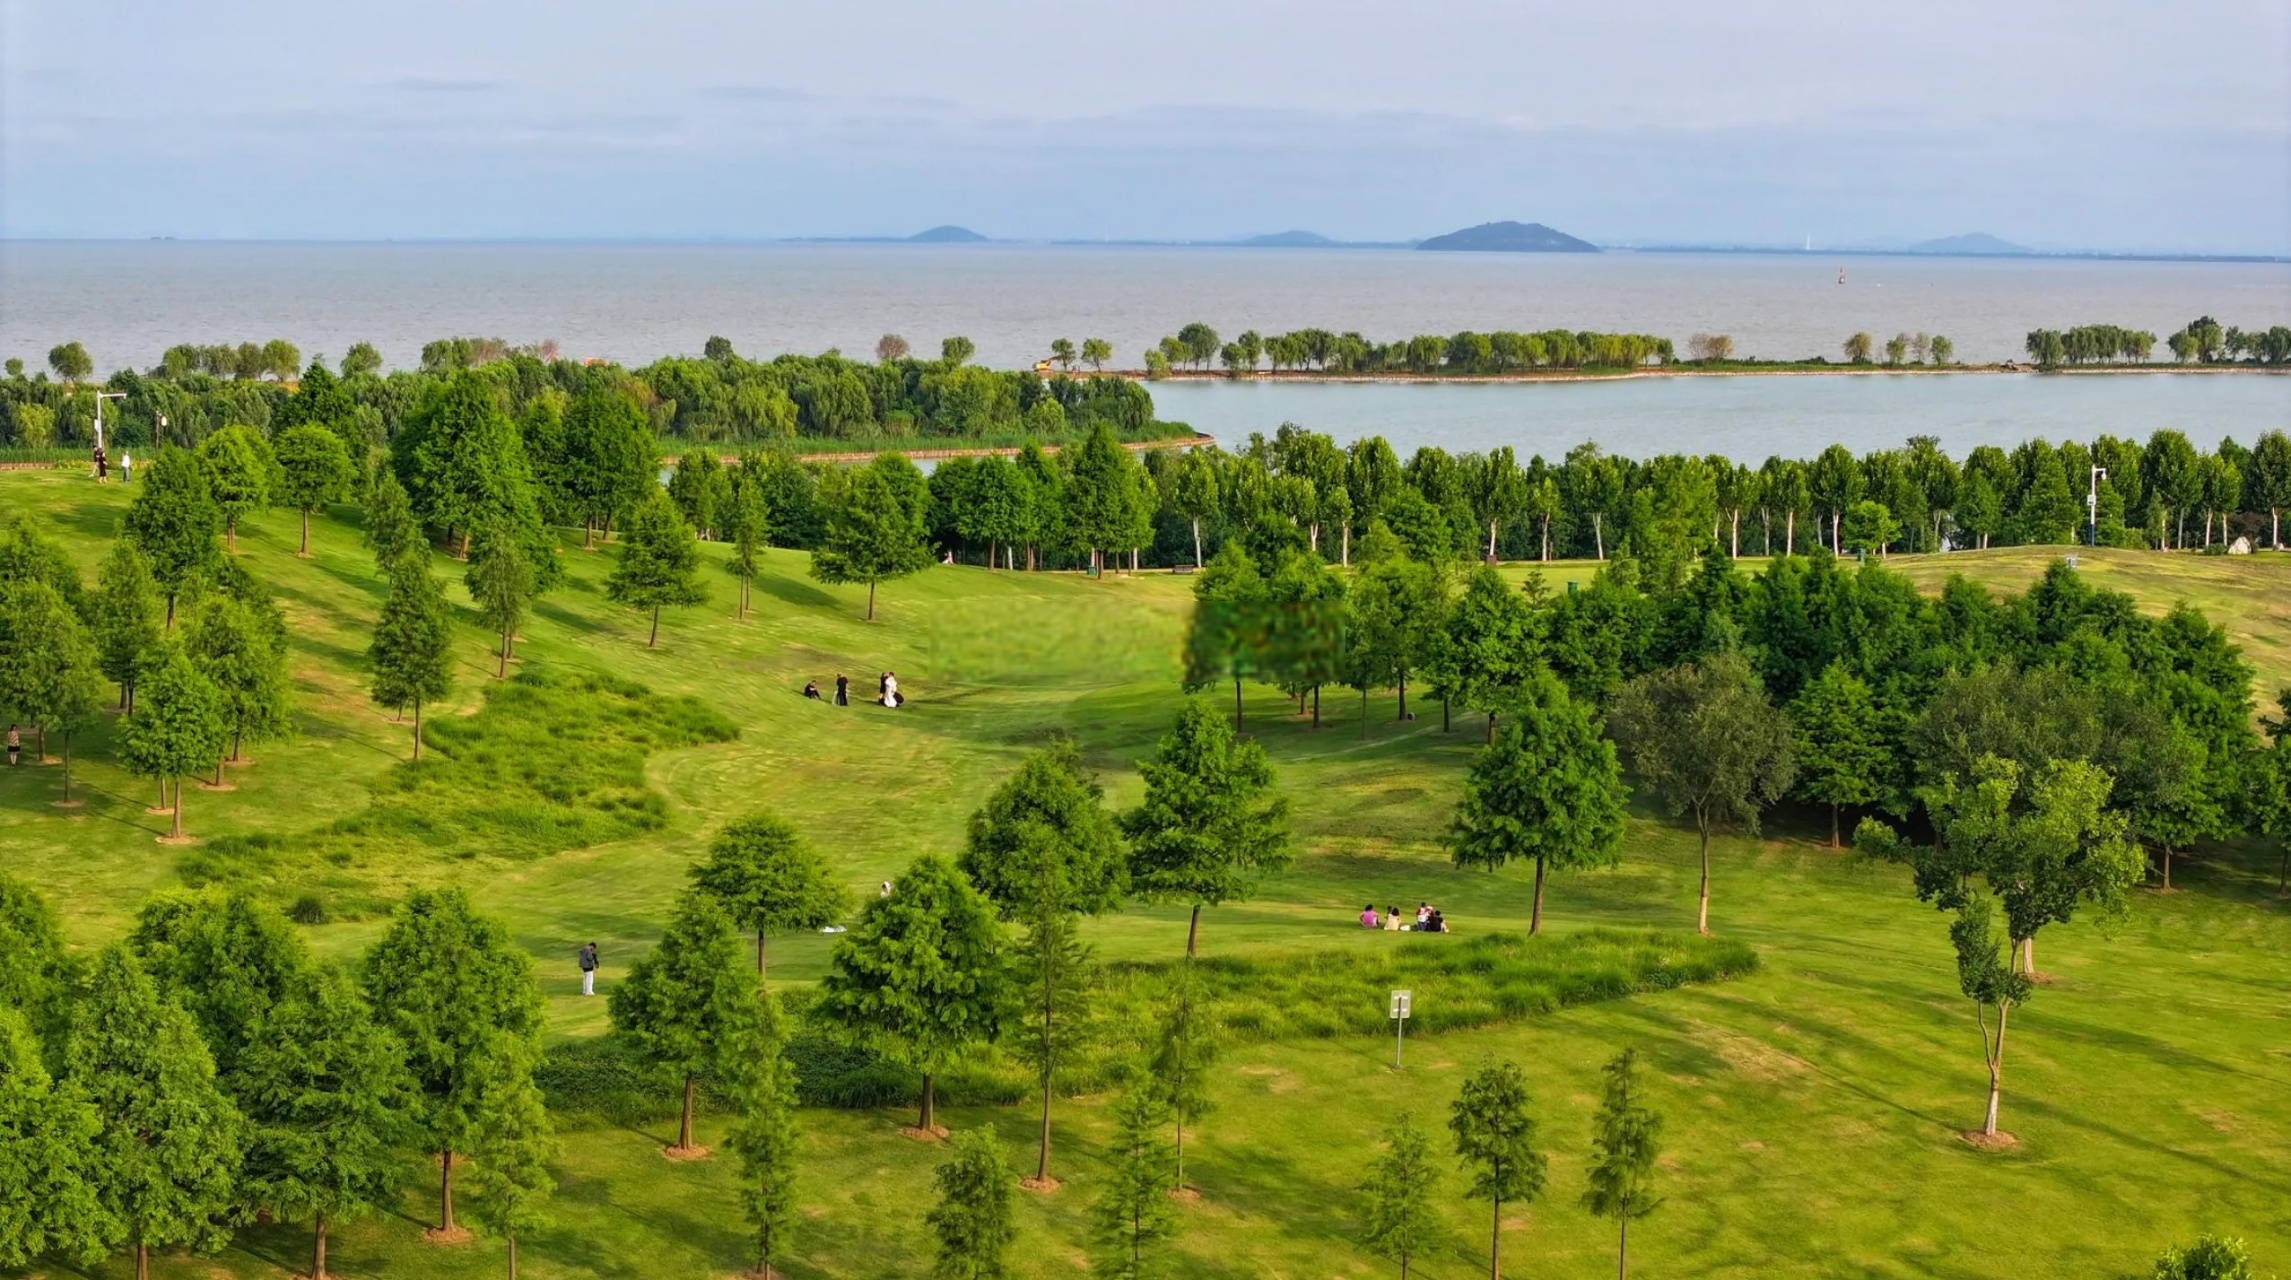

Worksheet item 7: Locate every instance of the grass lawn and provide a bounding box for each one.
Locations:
[3,468,2288,1279]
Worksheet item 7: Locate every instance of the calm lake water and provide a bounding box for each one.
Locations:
[3,240,2284,454]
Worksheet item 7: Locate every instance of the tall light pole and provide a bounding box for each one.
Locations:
[2088,466,2108,547]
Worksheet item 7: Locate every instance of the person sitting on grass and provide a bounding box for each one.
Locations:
[1423,908,1448,934]
[1359,903,1380,929]
[804,679,822,700]
[1384,905,1403,932]
[1415,902,1431,928]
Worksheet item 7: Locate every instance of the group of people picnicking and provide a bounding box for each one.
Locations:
[802,671,905,707]
[1360,902,1449,933]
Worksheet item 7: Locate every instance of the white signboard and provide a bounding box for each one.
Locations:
[1390,989,1412,1020]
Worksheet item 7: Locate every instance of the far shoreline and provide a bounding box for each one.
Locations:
[1116,364,2290,385]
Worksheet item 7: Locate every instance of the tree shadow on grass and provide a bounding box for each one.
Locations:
[757,573,840,611]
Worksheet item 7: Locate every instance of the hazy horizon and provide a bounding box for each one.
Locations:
[5,0,2285,254]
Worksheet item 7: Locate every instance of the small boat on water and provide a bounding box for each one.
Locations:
[1837,267,1848,285]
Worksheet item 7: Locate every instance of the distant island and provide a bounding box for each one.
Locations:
[1237,230,1338,248]
[1910,232,2029,255]
[908,225,988,243]
[1417,221,1600,253]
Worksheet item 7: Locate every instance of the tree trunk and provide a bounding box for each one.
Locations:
[1310,685,1320,729]
[1191,517,1202,568]
[1487,517,1499,560]
[1441,696,1450,732]
[60,738,73,803]
[2273,506,2281,549]
[508,1234,519,1280]
[1486,710,1497,744]
[1530,856,1546,935]
[1541,513,1551,562]
[866,582,877,622]
[1831,802,1841,849]
[2021,935,2034,974]
[678,1072,697,1150]
[498,629,510,678]
[172,778,185,838]
[313,1213,328,1280]
[440,1148,457,1233]
[1593,513,1605,560]
[1489,1196,1502,1280]
[921,1072,936,1132]
[1696,814,1712,935]
[1341,524,1351,567]
[2161,844,2173,889]
[649,604,663,646]
[1233,676,1244,732]
[1186,903,1201,957]
[1397,673,1408,721]
[1984,1004,2010,1135]
[1619,1213,1629,1280]
[227,517,238,553]
[300,507,312,555]
[1786,511,1796,556]
[412,698,424,761]
[584,517,595,549]
[1831,510,1841,554]
[1730,509,1740,558]
[1360,687,1369,739]
[135,1241,149,1280]
[757,931,768,977]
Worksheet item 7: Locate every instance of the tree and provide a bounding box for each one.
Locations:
[196,425,277,553]
[1449,1062,1545,1280]
[123,447,222,622]
[942,336,977,366]
[1787,661,1887,846]
[608,892,778,1155]
[1145,966,1220,1191]
[1089,1086,1179,1280]
[1082,337,1113,372]
[1121,699,1291,956]
[47,341,93,382]
[1948,899,2030,1139]
[465,522,533,678]
[185,593,291,771]
[1807,444,1864,553]
[462,1063,555,1280]
[1063,424,1149,575]
[2152,1236,2256,1280]
[70,945,244,1280]
[2246,429,2291,548]
[117,646,226,840]
[1360,1113,1440,1280]
[1347,552,1442,726]
[237,967,416,1280]
[1580,1048,1663,1280]
[369,559,455,760]
[927,1128,1018,1280]
[0,876,79,1065]
[1843,332,1874,364]
[1610,653,1796,934]
[1168,451,1219,568]
[1184,543,1269,730]
[816,854,1010,1136]
[725,1027,800,1280]
[561,385,658,546]
[607,488,706,646]
[1447,671,1627,934]
[89,540,162,710]
[1433,566,1542,742]
[723,469,771,619]
[0,579,104,801]
[959,742,1127,1184]
[365,468,423,574]
[668,448,725,539]
[0,1006,112,1270]
[272,424,356,556]
[362,888,545,1238]
[812,453,932,620]
[392,371,550,560]
[1840,499,1899,558]
[689,811,851,977]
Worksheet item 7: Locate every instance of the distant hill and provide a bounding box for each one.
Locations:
[909,225,988,243]
[1417,221,1599,254]
[1238,230,1336,248]
[1909,232,2028,256]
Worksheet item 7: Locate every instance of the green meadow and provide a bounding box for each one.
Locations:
[3,467,2287,1279]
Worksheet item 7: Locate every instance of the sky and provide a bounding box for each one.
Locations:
[5,0,2286,253]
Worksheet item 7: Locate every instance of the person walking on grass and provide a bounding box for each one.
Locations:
[120,448,131,484]
[579,941,600,996]
[6,724,18,767]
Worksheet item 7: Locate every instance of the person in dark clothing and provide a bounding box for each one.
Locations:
[834,674,850,705]
[579,942,599,996]
[803,680,822,700]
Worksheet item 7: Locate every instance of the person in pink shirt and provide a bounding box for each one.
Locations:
[1359,903,1380,928]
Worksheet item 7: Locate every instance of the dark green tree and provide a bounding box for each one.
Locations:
[927,1127,1018,1280]
[606,488,706,646]
[463,1061,555,1280]
[1449,1061,1545,1280]
[1787,661,1888,846]
[184,593,291,773]
[561,384,660,547]
[2152,1236,2256,1280]
[725,1023,800,1280]
[1447,670,1627,934]
[1183,542,1269,730]
[364,468,424,575]
[1145,965,1220,1191]
[117,646,227,839]
[1580,1048,1663,1279]
[723,468,771,619]
[362,888,545,1238]
[1347,551,1442,726]
[0,876,79,1064]
[123,447,222,623]
[668,449,724,539]
[272,424,356,556]
[70,945,245,1280]
[1430,566,1542,741]
[1089,1085,1179,1280]
[812,452,932,621]
[196,425,276,553]
[369,559,455,760]
[392,371,549,560]
[1121,699,1291,956]
[0,1006,112,1270]
[608,891,780,1154]
[1360,1113,1440,1280]
[89,539,162,711]
[0,579,105,802]
[688,811,851,977]
[1609,653,1797,934]
[817,854,1010,1135]
[465,522,534,678]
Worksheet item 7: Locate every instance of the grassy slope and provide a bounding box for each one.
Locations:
[3,469,2288,1279]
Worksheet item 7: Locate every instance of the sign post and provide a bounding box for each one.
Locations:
[1389,989,1412,1069]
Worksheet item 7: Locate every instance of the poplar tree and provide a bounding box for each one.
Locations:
[1361,1114,1440,1280]
[1580,1048,1663,1280]
[0,1006,112,1270]
[362,889,545,1239]
[1122,698,1291,956]
[89,539,162,711]
[608,892,778,1155]
[811,452,932,620]
[725,1022,801,1280]
[1787,661,1889,846]
[364,468,424,575]
[0,579,104,801]
[687,811,850,977]
[273,424,356,556]
[463,1062,556,1280]
[196,425,277,552]
[959,742,1128,1185]
[465,522,534,678]
[123,447,223,623]
[185,593,291,773]
[70,945,245,1280]
[238,967,416,1280]
[1089,1086,1179,1280]
[369,558,455,760]
[1447,671,1627,934]
[1449,1062,1545,1280]
[607,488,706,646]
[927,1128,1018,1280]
[817,854,1010,1136]
[1146,965,1220,1191]
[118,646,227,840]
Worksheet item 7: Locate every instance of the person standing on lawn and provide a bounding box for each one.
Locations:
[579,941,600,995]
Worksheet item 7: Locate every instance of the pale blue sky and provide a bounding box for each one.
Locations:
[4,0,2285,252]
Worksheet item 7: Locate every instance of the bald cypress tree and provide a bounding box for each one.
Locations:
[607,489,706,646]
[117,647,227,840]
[607,892,779,1155]
[369,558,455,761]
[1447,671,1627,934]
[1121,698,1291,957]
[463,1059,556,1280]
[0,1006,112,1270]
[687,811,850,978]
[89,539,163,712]
[123,447,223,624]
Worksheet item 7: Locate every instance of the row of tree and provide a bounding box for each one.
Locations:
[2022,318,2291,368]
[1143,324,1675,377]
